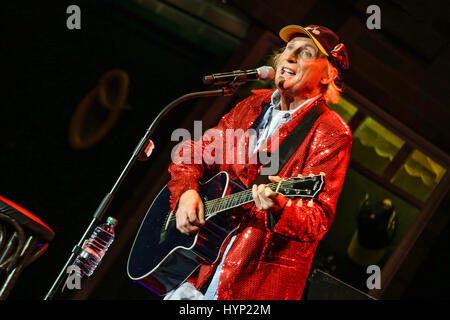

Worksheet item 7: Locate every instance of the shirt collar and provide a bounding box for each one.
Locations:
[270,89,322,116]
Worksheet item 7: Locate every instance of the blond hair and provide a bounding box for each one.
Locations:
[323,61,342,104]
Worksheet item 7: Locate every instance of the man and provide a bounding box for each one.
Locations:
[166,24,352,300]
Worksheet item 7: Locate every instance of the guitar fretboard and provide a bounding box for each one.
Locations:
[203,182,279,218]
[165,175,321,226]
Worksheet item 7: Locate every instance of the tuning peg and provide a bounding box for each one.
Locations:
[297,174,303,178]
[307,199,314,207]
[309,173,315,177]
[296,199,303,207]
[287,199,292,207]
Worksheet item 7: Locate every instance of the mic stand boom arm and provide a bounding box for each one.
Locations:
[43,85,236,300]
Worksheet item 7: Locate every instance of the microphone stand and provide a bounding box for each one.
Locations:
[43,85,237,300]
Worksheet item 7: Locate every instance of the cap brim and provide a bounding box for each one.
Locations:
[279,25,329,57]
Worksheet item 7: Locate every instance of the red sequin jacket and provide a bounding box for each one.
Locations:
[168,89,352,300]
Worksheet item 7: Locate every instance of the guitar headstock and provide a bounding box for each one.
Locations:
[276,173,324,198]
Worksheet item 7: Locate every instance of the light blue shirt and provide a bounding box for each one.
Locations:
[251,90,321,154]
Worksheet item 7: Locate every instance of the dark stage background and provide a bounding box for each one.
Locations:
[1,0,229,300]
[0,0,448,300]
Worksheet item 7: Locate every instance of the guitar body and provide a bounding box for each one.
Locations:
[127,171,244,296]
[127,170,323,296]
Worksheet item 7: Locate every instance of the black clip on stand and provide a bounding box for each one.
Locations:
[43,80,240,300]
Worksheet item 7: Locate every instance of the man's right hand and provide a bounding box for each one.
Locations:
[175,189,205,235]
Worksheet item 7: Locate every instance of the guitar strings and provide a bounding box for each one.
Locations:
[165,178,316,223]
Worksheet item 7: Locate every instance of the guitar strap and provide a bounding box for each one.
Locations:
[251,99,327,230]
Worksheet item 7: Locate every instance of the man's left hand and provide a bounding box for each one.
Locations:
[252,176,282,210]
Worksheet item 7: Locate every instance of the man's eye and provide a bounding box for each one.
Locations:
[301,50,313,59]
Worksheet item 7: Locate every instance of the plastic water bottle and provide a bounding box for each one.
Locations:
[73,216,118,277]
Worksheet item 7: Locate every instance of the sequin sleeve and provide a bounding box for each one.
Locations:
[166,92,269,211]
[167,116,230,211]
[270,112,352,242]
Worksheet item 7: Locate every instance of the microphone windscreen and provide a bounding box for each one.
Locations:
[257,66,275,81]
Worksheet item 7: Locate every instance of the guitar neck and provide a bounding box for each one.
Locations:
[203,182,279,217]
[202,174,323,218]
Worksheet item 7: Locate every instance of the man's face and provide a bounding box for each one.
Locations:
[275,36,329,97]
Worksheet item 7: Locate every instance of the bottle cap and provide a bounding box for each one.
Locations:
[107,216,118,226]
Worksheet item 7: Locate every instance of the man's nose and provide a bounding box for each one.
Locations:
[287,49,298,63]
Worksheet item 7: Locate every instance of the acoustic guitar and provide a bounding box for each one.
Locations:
[127,171,324,295]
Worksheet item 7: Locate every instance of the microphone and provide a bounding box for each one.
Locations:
[202,66,275,85]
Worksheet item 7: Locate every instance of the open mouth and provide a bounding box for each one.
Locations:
[281,67,296,77]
